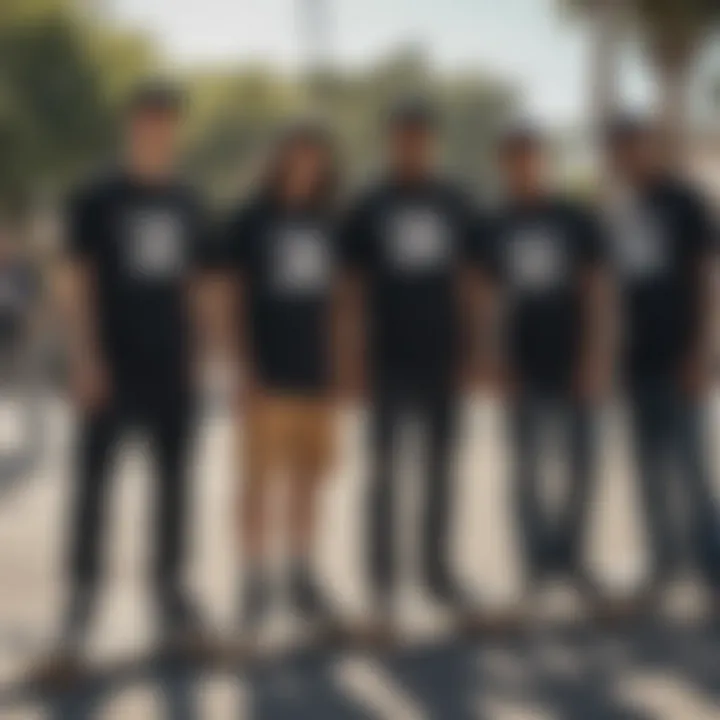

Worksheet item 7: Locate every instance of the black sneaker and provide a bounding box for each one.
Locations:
[240,573,271,631]
[425,575,475,612]
[289,566,333,621]
[31,591,92,691]
[160,589,208,656]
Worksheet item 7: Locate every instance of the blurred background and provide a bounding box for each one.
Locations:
[0,1,719,718]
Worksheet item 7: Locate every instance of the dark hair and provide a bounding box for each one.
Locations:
[261,120,340,213]
[387,97,440,132]
[126,79,187,118]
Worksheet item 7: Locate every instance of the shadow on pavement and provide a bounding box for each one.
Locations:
[1,619,719,719]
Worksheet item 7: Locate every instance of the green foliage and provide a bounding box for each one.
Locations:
[560,0,720,65]
[184,48,516,204]
[0,2,515,215]
[635,0,720,66]
[0,0,152,215]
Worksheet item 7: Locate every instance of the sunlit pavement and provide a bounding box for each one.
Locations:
[1,394,720,718]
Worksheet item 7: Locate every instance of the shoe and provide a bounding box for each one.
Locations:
[425,575,475,612]
[239,573,271,631]
[160,589,209,657]
[30,644,84,692]
[31,588,92,687]
[289,566,333,622]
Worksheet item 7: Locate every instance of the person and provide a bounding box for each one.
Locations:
[221,122,341,630]
[476,125,612,602]
[341,99,477,627]
[604,115,720,608]
[58,80,210,663]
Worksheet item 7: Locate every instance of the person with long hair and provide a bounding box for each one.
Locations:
[222,121,341,630]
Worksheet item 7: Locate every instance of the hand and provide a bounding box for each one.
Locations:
[457,364,479,394]
[573,359,610,404]
[72,358,111,412]
[679,353,711,401]
[334,363,366,404]
[477,361,516,400]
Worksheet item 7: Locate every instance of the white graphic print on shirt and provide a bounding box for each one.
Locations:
[125,210,186,280]
[506,226,568,292]
[386,208,452,272]
[611,206,668,280]
[272,227,331,295]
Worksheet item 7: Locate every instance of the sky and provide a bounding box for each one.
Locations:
[106,0,656,125]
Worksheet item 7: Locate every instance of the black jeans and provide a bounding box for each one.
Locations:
[510,390,597,582]
[69,388,194,599]
[368,374,458,599]
[628,380,720,591]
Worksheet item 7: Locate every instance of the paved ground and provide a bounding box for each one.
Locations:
[0,394,719,719]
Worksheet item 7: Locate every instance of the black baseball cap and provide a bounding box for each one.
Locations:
[126,79,187,117]
[277,116,333,146]
[387,96,440,131]
[498,121,545,154]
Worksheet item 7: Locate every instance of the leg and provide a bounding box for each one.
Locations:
[146,398,205,636]
[237,395,282,626]
[240,396,280,565]
[510,393,549,585]
[287,400,335,557]
[673,396,720,592]
[628,385,678,593]
[555,401,598,577]
[287,400,337,618]
[419,388,461,596]
[367,387,402,608]
[148,400,193,597]
[67,406,122,632]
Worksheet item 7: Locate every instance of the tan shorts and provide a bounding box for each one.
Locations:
[243,394,336,480]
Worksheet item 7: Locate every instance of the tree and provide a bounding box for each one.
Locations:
[183,48,516,204]
[635,0,720,168]
[563,0,720,169]
[0,0,152,215]
[562,1,627,131]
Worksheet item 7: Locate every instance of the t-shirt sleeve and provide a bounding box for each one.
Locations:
[222,203,258,272]
[575,206,607,267]
[470,211,503,280]
[65,187,101,260]
[454,191,481,262]
[339,196,374,271]
[186,195,219,270]
[682,188,718,259]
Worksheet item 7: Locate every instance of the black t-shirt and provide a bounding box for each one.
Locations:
[608,177,717,386]
[341,177,476,382]
[67,172,210,390]
[224,196,337,394]
[479,196,605,392]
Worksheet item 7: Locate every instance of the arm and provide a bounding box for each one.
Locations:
[576,264,615,402]
[681,194,718,399]
[332,270,366,403]
[335,197,372,403]
[575,207,616,403]
[60,257,110,411]
[462,208,510,396]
